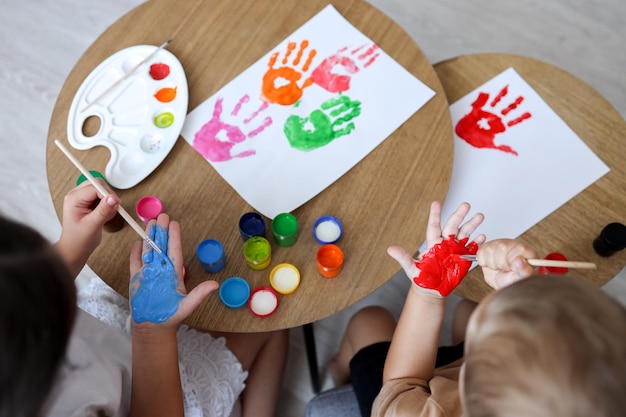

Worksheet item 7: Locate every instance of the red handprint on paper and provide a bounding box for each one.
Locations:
[455,85,531,156]
[261,40,317,106]
[309,44,380,93]
[192,95,272,162]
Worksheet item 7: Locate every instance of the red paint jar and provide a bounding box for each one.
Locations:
[537,252,569,275]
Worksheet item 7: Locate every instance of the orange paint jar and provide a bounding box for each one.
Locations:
[316,244,344,278]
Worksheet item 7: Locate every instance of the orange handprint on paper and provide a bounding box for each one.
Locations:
[455,85,531,156]
[261,40,317,106]
[310,44,380,93]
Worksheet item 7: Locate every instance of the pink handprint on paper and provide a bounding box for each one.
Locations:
[261,40,317,106]
[192,95,272,162]
[310,44,380,93]
[455,85,532,156]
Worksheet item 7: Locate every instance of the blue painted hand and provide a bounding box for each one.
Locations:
[130,223,184,323]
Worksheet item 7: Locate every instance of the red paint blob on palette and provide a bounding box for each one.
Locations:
[149,63,170,80]
[154,87,177,103]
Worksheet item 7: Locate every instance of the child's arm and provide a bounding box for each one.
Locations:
[54,181,120,277]
[128,214,218,417]
[383,201,485,382]
[383,283,447,382]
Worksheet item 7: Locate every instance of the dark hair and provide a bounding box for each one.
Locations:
[0,216,77,417]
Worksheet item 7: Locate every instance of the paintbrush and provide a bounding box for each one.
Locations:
[80,39,173,112]
[54,139,163,256]
[460,254,596,269]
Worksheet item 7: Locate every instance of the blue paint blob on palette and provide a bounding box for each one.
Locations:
[67,45,188,189]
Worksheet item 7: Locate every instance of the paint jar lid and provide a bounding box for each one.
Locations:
[312,215,343,244]
[219,277,250,308]
[76,170,107,186]
[248,286,279,317]
[270,263,300,294]
[600,223,626,251]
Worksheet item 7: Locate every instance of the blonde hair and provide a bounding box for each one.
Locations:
[462,275,626,417]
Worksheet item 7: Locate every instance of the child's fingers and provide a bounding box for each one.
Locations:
[387,245,418,277]
[457,212,485,241]
[425,201,443,246]
[167,220,183,272]
[176,280,219,319]
[154,214,170,254]
[441,202,471,238]
[477,239,538,274]
[129,240,143,277]
[141,219,158,264]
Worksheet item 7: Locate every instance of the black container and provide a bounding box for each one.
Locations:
[593,223,626,257]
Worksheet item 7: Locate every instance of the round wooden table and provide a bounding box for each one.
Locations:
[434,53,626,302]
[46,0,454,332]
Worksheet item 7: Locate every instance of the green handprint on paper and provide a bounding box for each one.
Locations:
[283,95,361,152]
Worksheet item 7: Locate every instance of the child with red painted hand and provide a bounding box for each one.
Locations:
[310,201,626,417]
[309,201,488,417]
[373,237,626,417]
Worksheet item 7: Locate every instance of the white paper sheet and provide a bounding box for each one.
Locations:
[436,67,609,249]
[181,5,435,218]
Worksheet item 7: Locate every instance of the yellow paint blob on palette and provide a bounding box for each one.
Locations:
[67,45,188,189]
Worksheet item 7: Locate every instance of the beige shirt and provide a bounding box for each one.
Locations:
[372,359,463,417]
[42,309,132,417]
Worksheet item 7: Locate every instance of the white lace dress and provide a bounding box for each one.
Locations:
[75,276,248,417]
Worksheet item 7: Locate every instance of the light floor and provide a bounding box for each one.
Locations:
[1,1,625,416]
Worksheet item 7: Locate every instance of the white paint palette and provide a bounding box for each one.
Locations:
[67,45,188,189]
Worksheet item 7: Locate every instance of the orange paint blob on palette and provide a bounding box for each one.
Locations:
[66,45,188,189]
[154,87,177,103]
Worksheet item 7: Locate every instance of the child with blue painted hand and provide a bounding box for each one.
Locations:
[125,213,288,417]
[128,213,220,417]
[1,181,287,417]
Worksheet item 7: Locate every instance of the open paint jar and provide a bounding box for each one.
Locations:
[243,236,272,270]
[238,211,266,241]
[270,263,300,294]
[317,244,344,278]
[219,277,250,308]
[136,195,164,224]
[248,286,279,317]
[313,215,343,244]
[271,212,299,247]
[196,239,227,273]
